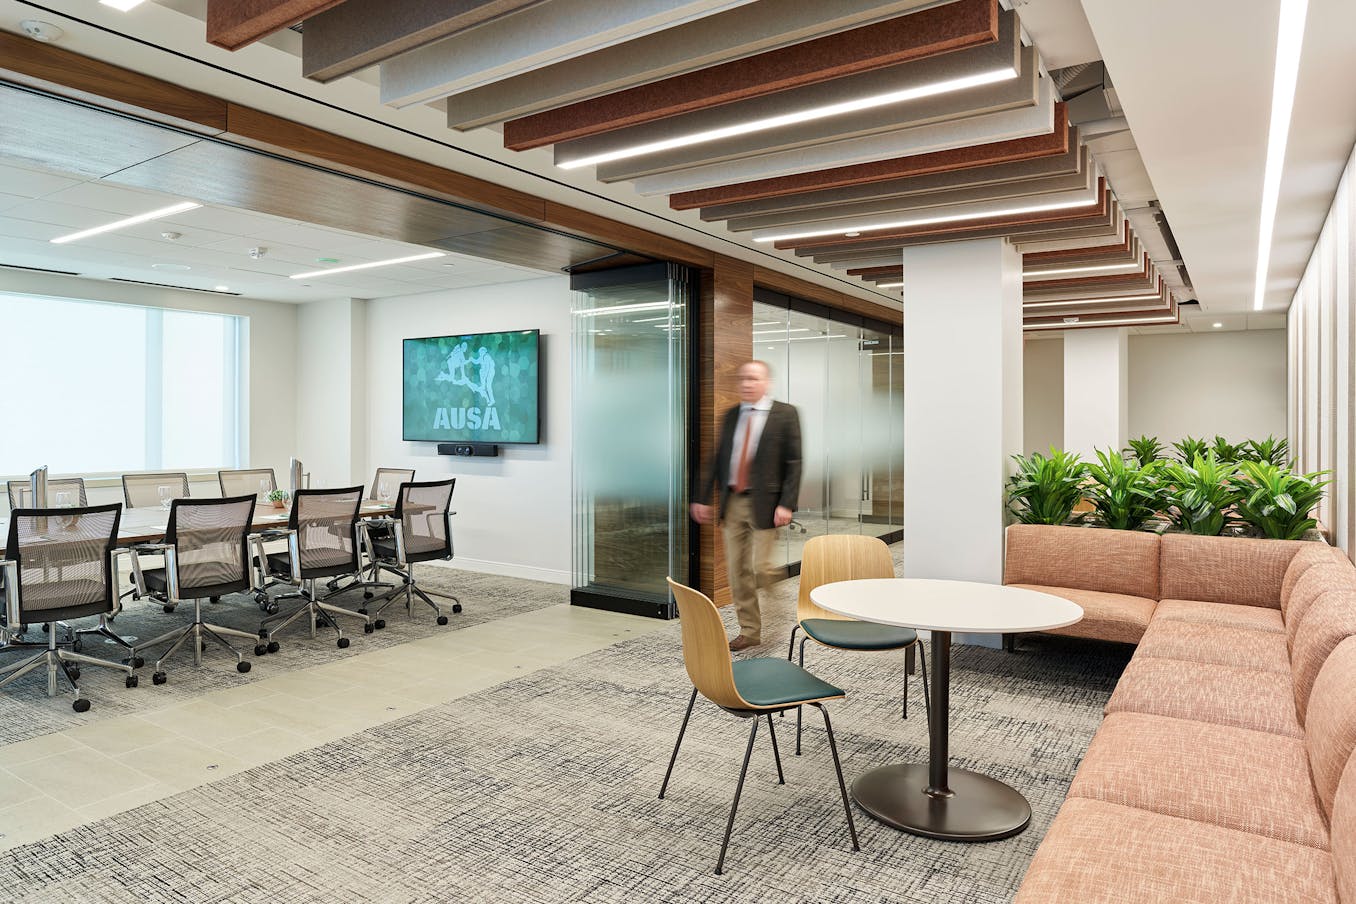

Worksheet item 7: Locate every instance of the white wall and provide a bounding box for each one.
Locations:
[363,277,572,584]
[1022,330,1288,455]
[1063,328,1128,459]
[296,297,367,489]
[0,270,298,505]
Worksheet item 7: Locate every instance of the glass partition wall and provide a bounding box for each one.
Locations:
[752,292,903,571]
[570,263,692,618]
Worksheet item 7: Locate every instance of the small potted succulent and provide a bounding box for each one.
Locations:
[266,489,289,510]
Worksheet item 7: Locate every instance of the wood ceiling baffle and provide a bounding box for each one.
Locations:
[207,0,349,52]
[502,0,999,150]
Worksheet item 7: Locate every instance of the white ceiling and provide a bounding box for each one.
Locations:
[0,158,549,303]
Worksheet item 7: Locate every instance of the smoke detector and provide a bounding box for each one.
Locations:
[20,20,63,42]
[161,231,182,241]
[1062,316,1079,324]
[248,246,268,260]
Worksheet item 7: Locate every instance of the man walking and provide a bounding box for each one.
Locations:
[691,360,802,651]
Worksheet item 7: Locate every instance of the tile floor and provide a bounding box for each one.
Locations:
[0,595,667,851]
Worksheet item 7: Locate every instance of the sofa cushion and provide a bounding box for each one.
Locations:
[1153,598,1285,634]
[1136,620,1290,674]
[1305,637,1356,820]
[1004,524,1159,600]
[1291,590,1356,725]
[1105,656,1302,738]
[1288,565,1356,654]
[1013,799,1336,904]
[1159,534,1305,609]
[1283,544,1350,614]
[1068,712,1327,849]
[1007,584,1154,644]
[1330,753,1356,904]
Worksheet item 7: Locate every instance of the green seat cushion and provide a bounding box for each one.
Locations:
[801,618,917,650]
[731,658,845,708]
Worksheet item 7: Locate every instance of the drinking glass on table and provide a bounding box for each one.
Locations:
[158,485,174,511]
[378,480,393,506]
[54,491,73,529]
[259,478,270,500]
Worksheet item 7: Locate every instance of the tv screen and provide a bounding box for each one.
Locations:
[402,329,540,444]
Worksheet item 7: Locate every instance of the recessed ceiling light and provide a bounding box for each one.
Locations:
[150,263,191,272]
[214,285,230,292]
[1253,0,1309,311]
[557,67,1018,170]
[755,197,1100,244]
[100,0,147,9]
[50,201,200,244]
[1024,261,1145,278]
[1027,314,1177,330]
[1213,322,1223,328]
[289,251,445,279]
[315,257,340,265]
[1023,293,1162,308]
[877,281,904,289]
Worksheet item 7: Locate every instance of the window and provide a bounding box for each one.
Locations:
[0,292,244,476]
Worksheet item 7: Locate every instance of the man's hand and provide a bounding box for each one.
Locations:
[774,505,793,528]
[690,503,713,524]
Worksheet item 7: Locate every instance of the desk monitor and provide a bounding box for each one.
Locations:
[402,329,540,444]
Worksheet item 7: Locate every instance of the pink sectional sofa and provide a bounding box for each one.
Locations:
[1005,525,1356,902]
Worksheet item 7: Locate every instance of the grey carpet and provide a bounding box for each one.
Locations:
[0,566,564,745]
[0,562,1130,903]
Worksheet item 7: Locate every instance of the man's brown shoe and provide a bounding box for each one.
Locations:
[728,636,759,652]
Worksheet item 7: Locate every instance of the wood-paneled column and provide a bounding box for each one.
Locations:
[695,256,753,604]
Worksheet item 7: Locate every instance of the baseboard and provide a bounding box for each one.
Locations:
[423,557,572,585]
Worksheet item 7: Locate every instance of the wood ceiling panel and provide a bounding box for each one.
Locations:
[503,0,999,150]
[669,102,1067,210]
[426,223,626,272]
[1021,224,1133,261]
[1022,262,1153,292]
[207,0,349,52]
[752,265,900,320]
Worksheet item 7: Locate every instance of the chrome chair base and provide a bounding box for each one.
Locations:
[370,562,460,624]
[0,629,136,710]
[260,579,370,649]
[134,599,257,681]
[75,614,142,666]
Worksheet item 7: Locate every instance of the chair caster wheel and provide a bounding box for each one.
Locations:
[337,637,351,649]
[72,639,83,653]
[267,641,279,654]
[125,656,145,669]
[163,605,176,614]
[374,619,385,630]
[254,643,267,656]
[258,627,269,639]
[210,596,220,603]
[265,603,279,615]
[452,604,462,614]
[363,591,374,600]
[152,671,167,685]
[363,623,374,634]
[237,661,251,673]
[358,608,368,615]
[73,699,91,713]
[67,667,81,681]
[437,616,449,626]
[126,675,139,689]
[42,623,50,633]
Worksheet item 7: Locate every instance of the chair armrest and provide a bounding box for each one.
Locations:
[0,559,17,628]
[250,530,299,587]
[127,543,170,597]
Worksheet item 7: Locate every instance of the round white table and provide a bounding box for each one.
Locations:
[810,578,1083,842]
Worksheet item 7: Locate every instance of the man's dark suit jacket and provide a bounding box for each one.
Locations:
[698,400,802,530]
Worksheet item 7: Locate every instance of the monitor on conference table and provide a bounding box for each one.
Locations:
[402,329,540,444]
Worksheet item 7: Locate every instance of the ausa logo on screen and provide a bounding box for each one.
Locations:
[432,341,501,431]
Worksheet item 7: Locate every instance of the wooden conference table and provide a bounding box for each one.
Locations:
[810,578,1082,842]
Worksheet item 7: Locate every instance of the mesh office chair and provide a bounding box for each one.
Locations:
[255,486,371,651]
[0,504,137,711]
[362,479,460,626]
[130,495,259,683]
[326,468,415,598]
[6,478,87,509]
[219,468,277,499]
[122,472,190,508]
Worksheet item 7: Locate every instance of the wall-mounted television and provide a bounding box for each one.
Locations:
[402,329,540,444]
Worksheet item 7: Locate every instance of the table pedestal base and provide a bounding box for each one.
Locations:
[852,764,1031,841]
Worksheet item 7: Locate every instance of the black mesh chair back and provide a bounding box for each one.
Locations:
[4,504,120,625]
[122,472,191,509]
[290,487,363,579]
[370,468,415,502]
[395,479,455,564]
[7,478,88,510]
[219,468,276,500]
[165,495,256,598]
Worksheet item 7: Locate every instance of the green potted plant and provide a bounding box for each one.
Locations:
[1232,461,1331,540]
[1006,448,1088,525]
[266,489,289,510]
[1241,435,1290,467]
[1161,452,1242,536]
[1209,435,1244,463]
[1084,448,1166,531]
[1172,436,1209,464]
[1124,435,1165,465]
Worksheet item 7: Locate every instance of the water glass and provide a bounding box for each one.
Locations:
[158,485,173,511]
[378,481,392,505]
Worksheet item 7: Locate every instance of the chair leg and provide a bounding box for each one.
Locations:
[1003,632,1017,653]
[903,646,910,720]
[659,688,697,800]
[766,714,785,785]
[815,703,860,853]
[918,640,931,728]
[715,716,760,876]
[786,624,799,661]
[796,637,809,755]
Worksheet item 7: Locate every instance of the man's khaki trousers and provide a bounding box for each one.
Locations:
[721,494,781,644]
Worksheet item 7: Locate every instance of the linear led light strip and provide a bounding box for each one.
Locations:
[1026,315,1177,330]
[754,197,1100,244]
[1023,293,1162,309]
[572,300,677,317]
[1023,261,1145,278]
[290,252,445,279]
[50,201,200,244]
[1254,0,1309,310]
[557,68,1017,170]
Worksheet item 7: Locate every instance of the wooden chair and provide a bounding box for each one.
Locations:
[660,577,859,875]
[790,534,929,754]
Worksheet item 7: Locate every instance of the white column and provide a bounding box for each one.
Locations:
[296,297,367,487]
[1062,327,1128,459]
[903,238,1023,647]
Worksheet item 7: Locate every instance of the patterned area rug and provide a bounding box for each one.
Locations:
[0,566,565,745]
[0,560,1131,903]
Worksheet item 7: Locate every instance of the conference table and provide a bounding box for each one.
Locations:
[810,578,1082,842]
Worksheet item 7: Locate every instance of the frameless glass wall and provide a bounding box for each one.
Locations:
[752,293,903,570]
[570,263,691,617]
